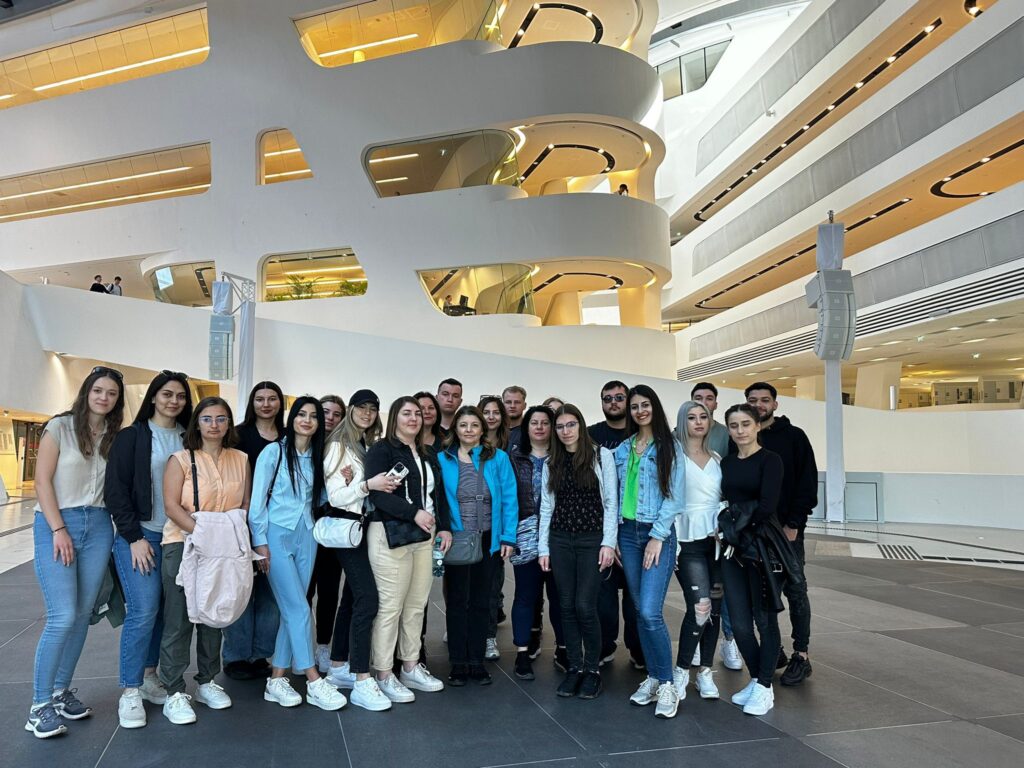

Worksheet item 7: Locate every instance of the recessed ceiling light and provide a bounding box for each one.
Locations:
[869,357,889,362]
[1007,357,1022,362]
[972,353,981,359]
[881,340,903,346]
[855,347,874,352]
[827,104,835,111]
[960,338,986,344]
[979,191,991,196]
[981,157,991,163]
[886,55,897,63]
[985,318,998,322]
[943,176,952,182]
[948,326,962,331]
[854,82,864,89]
[768,367,783,371]
[924,24,936,33]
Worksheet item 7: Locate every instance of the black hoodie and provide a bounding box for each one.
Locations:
[756,415,818,530]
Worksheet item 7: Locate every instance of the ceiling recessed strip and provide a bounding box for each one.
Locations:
[508,3,604,49]
[0,166,192,203]
[0,94,13,102]
[930,137,1024,199]
[368,153,420,164]
[33,46,210,92]
[264,168,313,180]
[0,183,210,221]
[376,176,409,184]
[264,147,303,158]
[320,34,419,59]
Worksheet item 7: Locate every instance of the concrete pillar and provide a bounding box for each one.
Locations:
[854,361,903,409]
[545,291,582,326]
[617,285,661,330]
[795,375,826,401]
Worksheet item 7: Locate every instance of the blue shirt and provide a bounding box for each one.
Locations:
[249,440,315,547]
[143,421,183,534]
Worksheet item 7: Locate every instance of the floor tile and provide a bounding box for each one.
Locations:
[880,626,1024,676]
[598,735,843,767]
[0,619,36,649]
[974,714,1024,743]
[828,583,1024,626]
[910,580,1024,611]
[983,621,1024,639]
[808,587,964,631]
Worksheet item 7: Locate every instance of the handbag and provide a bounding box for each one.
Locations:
[510,513,539,566]
[383,451,432,549]
[314,506,364,549]
[444,456,486,566]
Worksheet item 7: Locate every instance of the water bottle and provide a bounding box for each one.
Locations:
[432,536,445,578]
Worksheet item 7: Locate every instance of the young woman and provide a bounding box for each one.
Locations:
[159,397,250,724]
[538,405,617,700]
[223,382,283,681]
[437,405,518,686]
[414,391,443,454]
[26,367,124,739]
[250,398,347,711]
[106,370,192,728]
[478,394,510,658]
[720,404,785,716]
[364,397,451,703]
[613,384,683,720]
[541,397,564,411]
[671,401,723,703]
[307,393,349,673]
[509,405,566,680]
[478,395,510,452]
[321,389,399,711]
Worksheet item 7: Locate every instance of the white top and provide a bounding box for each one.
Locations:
[675,452,723,543]
[409,450,435,515]
[35,414,107,511]
[324,442,368,514]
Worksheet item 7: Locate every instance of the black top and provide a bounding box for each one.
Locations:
[508,424,523,455]
[89,283,108,293]
[551,463,603,533]
[720,449,784,525]
[756,416,818,529]
[588,422,628,450]
[236,423,277,481]
[365,439,450,533]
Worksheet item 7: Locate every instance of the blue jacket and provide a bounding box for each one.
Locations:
[612,437,685,542]
[249,440,316,548]
[437,445,518,554]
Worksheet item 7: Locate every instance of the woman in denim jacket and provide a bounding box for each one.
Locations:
[613,384,684,720]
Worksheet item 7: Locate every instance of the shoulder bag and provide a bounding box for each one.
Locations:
[383,450,432,549]
[444,456,484,566]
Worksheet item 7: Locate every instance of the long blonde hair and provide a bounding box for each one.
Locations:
[675,400,711,458]
[326,403,381,473]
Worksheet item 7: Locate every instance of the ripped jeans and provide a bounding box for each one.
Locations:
[674,536,722,669]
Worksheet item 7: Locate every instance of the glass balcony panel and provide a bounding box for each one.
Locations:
[420,263,534,317]
[658,60,682,100]
[704,39,730,78]
[262,249,366,302]
[659,38,732,100]
[680,48,707,93]
[150,262,216,306]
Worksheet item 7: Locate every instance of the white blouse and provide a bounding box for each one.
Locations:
[35,414,107,512]
[675,452,723,543]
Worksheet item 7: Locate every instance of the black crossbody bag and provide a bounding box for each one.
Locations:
[382,452,432,549]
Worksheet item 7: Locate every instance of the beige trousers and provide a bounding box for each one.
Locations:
[367,521,434,672]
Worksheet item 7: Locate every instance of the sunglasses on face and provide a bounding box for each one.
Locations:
[602,394,626,403]
[91,366,124,381]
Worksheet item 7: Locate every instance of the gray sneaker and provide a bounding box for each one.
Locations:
[485,638,500,660]
[25,703,68,739]
[52,688,91,720]
[654,682,679,719]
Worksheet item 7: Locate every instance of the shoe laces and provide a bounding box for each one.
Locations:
[656,682,676,704]
[203,681,226,693]
[168,692,193,707]
[53,688,83,707]
[32,703,62,726]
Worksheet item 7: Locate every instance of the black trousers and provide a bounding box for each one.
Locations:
[330,538,378,674]
[549,530,603,673]
[722,556,781,687]
[487,558,505,637]
[783,531,811,653]
[598,561,643,660]
[307,544,342,646]
[446,531,498,666]
[674,537,722,668]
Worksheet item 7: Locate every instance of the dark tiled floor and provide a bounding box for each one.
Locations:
[3,540,1023,768]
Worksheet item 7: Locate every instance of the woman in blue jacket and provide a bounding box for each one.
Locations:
[613,384,684,720]
[437,405,518,686]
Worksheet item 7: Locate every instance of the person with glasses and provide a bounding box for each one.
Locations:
[105,370,192,728]
[159,397,250,724]
[538,405,617,700]
[251,398,347,711]
[223,382,284,681]
[614,384,683,720]
[26,367,125,739]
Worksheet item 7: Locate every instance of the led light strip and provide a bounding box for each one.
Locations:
[264,147,303,158]
[0,183,210,221]
[320,34,418,59]
[0,166,192,203]
[368,153,419,164]
[929,138,1024,199]
[33,46,210,92]
[376,176,408,184]
[267,277,366,288]
[509,3,603,49]
[264,168,313,180]
[0,94,14,102]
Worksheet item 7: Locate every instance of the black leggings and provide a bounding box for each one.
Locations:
[446,531,498,666]
[674,537,722,668]
[330,539,378,675]
[721,556,780,687]
[307,545,342,646]
[549,530,603,673]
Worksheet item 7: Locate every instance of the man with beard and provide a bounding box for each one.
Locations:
[502,386,527,453]
[744,382,817,686]
[587,380,645,671]
[436,378,464,443]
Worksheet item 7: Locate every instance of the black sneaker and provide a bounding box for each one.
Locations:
[553,646,570,673]
[469,664,493,686]
[780,653,812,686]
[598,642,617,667]
[448,664,469,687]
[557,669,584,698]
[527,629,542,659]
[515,651,535,680]
[497,608,507,625]
[776,647,789,670]
[578,671,602,700]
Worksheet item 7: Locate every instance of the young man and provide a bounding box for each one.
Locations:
[502,386,527,453]
[89,275,108,293]
[107,276,123,296]
[586,380,645,670]
[745,382,818,686]
[436,378,463,441]
[690,382,729,458]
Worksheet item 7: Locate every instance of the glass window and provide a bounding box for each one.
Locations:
[658,59,682,100]
[658,38,732,100]
[704,39,730,79]
[259,129,312,185]
[262,249,366,302]
[419,264,535,317]
[680,48,708,93]
[149,262,216,306]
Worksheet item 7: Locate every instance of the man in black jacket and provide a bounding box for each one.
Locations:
[745,382,817,686]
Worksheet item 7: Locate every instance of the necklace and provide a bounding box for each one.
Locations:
[633,435,650,454]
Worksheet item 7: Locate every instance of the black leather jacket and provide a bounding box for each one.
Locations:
[719,501,805,613]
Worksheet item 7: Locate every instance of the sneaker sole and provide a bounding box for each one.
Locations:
[780,668,812,687]
[55,708,91,721]
[400,680,443,693]
[307,696,346,711]
[140,694,168,706]
[722,662,743,671]
[556,691,577,698]
[195,696,232,710]
[25,722,68,738]
[515,671,536,680]
[263,693,302,708]
[743,703,773,715]
[382,694,416,703]
[163,714,197,724]
[699,690,720,700]
[326,678,356,690]
[630,697,656,706]
[528,649,541,660]
[350,697,391,712]
[655,704,679,719]
[119,716,147,729]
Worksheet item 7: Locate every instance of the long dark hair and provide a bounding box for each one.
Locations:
[53,367,126,459]
[626,384,676,499]
[183,397,238,451]
[282,396,326,508]
[517,405,554,456]
[477,395,509,451]
[134,371,192,428]
[449,405,495,461]
[414,391,442,449]
[547,404,597,492]
[242,381,285,433]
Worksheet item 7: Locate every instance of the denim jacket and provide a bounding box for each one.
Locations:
[612,437,685,541]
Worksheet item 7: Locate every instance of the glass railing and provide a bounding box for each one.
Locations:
[295,0,502,68]
[365,129,519,197]
[656,38,731,100]
[149,262,216,307]
[419,263,535,317]
[262,248,367,302]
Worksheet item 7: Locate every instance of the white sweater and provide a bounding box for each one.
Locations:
[323,442,368,514]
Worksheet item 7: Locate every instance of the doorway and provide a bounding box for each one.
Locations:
[14,420,44,487]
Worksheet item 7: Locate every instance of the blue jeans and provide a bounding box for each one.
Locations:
[32,507,115,704]
[617,520,676,683]
[112,528,164,688]
[721,596,734,639]
[265,523,317,671]
[512,559,563,648]
[222,570,280,664]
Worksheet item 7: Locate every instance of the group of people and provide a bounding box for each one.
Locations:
[88,275,122,295]
[25,367,817,740]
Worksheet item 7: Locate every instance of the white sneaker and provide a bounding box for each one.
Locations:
[742,683,774,715]
[195,681,232,710]
[629,676,659,706]
[696,667,720,699]
[264,677,302,708]
[118,689,146,729]
[307,677,347,711]
[485,638,500,660]
[672,666,689,700]
[377,674,415,703]
[162,692,196,725]
[691,647,701,667]
[654,682,679,719]
[139,674,168,705]
[349,677,392,712]
[731,678,759,706]
[720,637,743,671]
[315,645,332,675]
[400,663,444,692]
[442,631,448,643]
[326,662,357,690]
